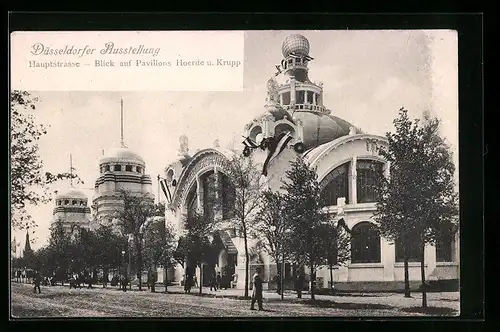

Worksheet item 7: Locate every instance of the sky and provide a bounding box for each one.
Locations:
[11,30,458,251]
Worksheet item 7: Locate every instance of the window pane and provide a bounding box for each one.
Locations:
[357,160,383,203]
[320,163,349,207]
[125,165,133,172]
[350,222,381,263]
[114,165,121,171]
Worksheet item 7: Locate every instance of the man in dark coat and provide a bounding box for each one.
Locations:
[33,271,41,294]
[250,267,264,310]
[294,274,304,299]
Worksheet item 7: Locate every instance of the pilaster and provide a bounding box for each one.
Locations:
[350,156,357,205]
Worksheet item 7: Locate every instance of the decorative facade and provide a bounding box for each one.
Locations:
[162,34,459,290]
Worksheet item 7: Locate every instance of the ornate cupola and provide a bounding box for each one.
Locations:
[243,34,355,155]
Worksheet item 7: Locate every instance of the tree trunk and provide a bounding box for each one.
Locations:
[329,264,334,293]
[199,263,203,295]
[309,260,315,301]
[404,256,411,298]
[243,221,250,300]
[135,239,143,291]
[276,262,281,295]
[420,242,427,308]
[281,254,285,301]
[164,264,168,293]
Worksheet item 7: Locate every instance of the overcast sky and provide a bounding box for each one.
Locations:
[11,30,458,250]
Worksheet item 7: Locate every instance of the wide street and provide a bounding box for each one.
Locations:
[10,282,459,318]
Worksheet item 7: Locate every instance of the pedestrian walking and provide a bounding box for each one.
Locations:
[102,273,109,289]
[16,269,21,283]
[121,275,128,292]
[184,274,193,293]
[193,275,199,288]
[294,274,304,299]
[216,272,222,290]
[33,271,41,294]
[250,268,263,311]
[210,273,218,291]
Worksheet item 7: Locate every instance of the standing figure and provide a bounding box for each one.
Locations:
[33,271,41,294]
[184,274,193,293]
[250,267,264,310]
[102,273,109,289]
[216,272,222,290]
[294,274,304,299]
[193,275,199,288]
[210,272,218,291]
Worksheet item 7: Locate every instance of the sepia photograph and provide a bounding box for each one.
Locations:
[10,29,460,318]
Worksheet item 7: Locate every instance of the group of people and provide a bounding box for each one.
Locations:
[183,271,234,293]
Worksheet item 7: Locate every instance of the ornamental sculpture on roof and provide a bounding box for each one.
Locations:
[266,77,280,105]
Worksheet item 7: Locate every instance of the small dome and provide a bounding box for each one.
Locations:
[56,189,88,200]
[282,34,310,58]
[99,147,145,165]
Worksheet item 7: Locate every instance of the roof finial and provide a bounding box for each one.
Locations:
[120,98,126,148]
[178,135,189,156]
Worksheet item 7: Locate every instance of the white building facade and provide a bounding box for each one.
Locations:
[161,34,459,291]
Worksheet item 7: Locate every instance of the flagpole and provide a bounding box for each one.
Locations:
[157,175,161,204]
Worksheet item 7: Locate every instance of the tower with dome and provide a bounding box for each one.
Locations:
[52,155,91,235]
[52,188,91,234]
[159,33,459,291]
[92,99,154,229]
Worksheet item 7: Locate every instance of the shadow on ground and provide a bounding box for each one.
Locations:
[401,306,458,316]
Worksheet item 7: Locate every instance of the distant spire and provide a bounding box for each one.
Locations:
[120,98,126,147]
[24,228,31,253]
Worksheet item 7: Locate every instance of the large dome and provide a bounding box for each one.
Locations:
[294,112,353,150]
[56,189,88,200]
[282,34,310,58]
[99,147,145,165]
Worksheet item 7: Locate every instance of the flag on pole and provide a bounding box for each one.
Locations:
[288,52,301,59]
[159,178,172,204]
[242,136,259,149]
[262,131,293,176]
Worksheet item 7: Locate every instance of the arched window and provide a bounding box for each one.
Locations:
[114,165,122,171]
[137,166,142,173]
[274,123,295,138]
[395,238,421,262]
[350,222,381,264]
[356,160,384,203]
[125,165,133,172]
[72,200,77,205]
[64,200,69,205]
[320,163,349,207]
